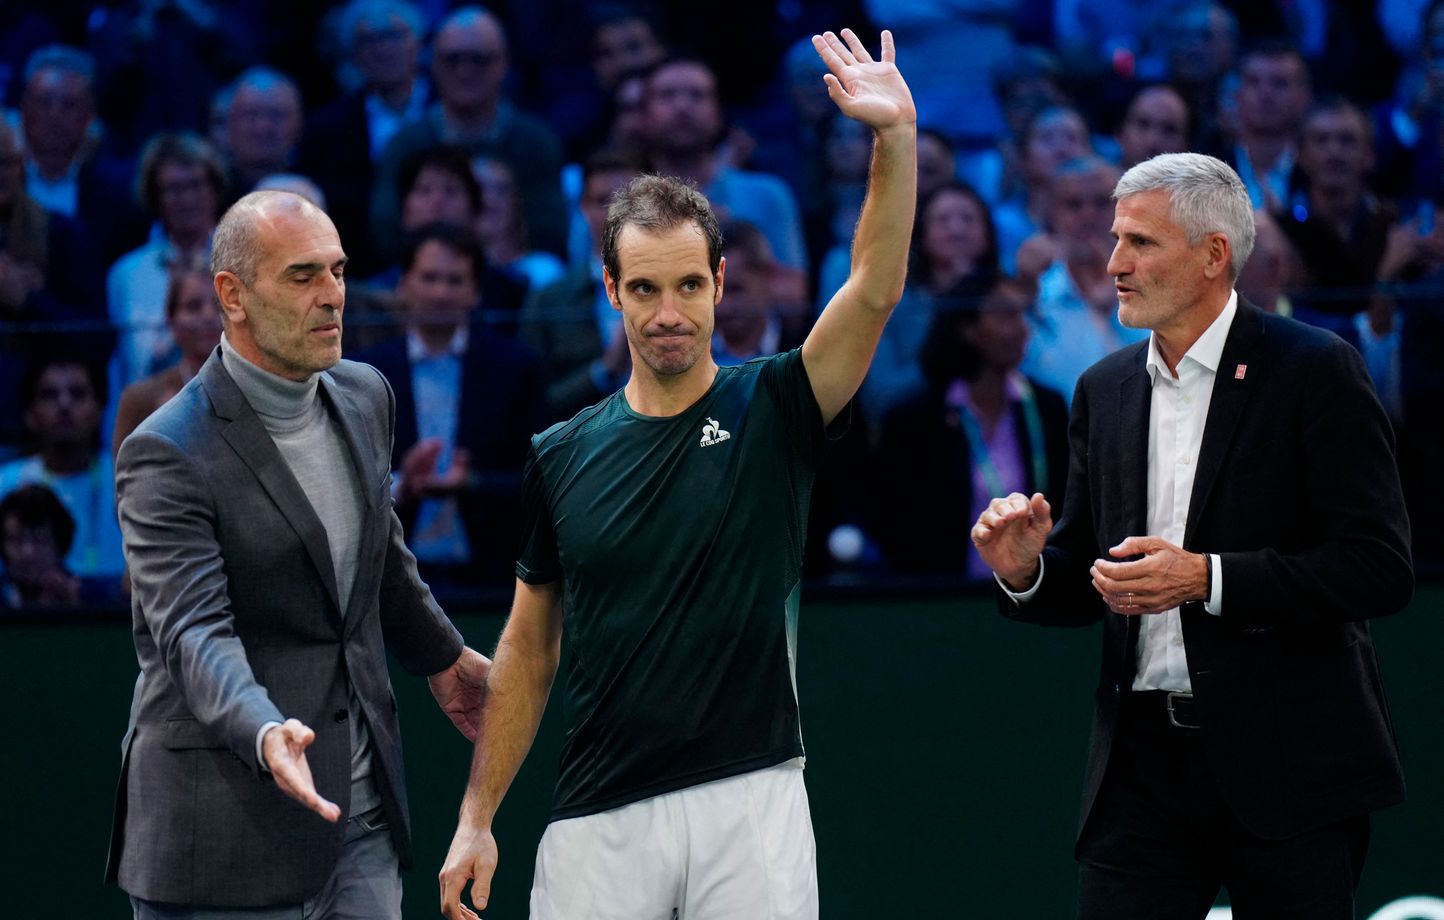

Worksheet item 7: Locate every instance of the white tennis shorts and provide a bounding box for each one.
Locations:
[529,758,818,919]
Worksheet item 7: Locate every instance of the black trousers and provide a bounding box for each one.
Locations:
[1076,692,1371,920]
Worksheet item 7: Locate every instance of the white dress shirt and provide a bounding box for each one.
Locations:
[1131,292,1235,691]
[1002,292,1235,692]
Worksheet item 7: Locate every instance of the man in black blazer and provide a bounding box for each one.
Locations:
[973,153,1412,919]
[108,191,490,918]
[356,222,545,588]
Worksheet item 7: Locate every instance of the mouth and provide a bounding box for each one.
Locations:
[311,323,341,336]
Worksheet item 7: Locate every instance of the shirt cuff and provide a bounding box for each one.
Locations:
[1203,553,1223,616]
[256,720,282,772]
[995,555,1045,603]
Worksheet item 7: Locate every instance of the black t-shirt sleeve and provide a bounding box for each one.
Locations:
[761,348,850,465]
[515,442,561,584]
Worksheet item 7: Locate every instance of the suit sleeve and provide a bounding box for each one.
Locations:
[116,430,285,773]
[1217,339,1414,626]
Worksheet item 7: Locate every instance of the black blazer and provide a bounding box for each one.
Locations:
[872,376,1069,574]
[356,324,546,584]
[1001,300,1412,842]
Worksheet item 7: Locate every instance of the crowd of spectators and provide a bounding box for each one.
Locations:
[2,0,1443,612]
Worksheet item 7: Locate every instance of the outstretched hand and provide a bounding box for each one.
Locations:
[811,29,916,131]
[262,719,341,822]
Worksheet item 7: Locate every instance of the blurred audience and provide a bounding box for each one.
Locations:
[871,278,1069,577]
[0,358,124,581]
[0,483,119,611]
[373,6,567,260]
[111,270,222,455]
[355,222,544,587]
[222,67,304,201]
[712,221,806,366]
[107,132,224,390]
[519,149,638,420]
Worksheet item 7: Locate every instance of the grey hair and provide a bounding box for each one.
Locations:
[23,44,96,88]
[211,190,320,286]
[1113,152,1255,278]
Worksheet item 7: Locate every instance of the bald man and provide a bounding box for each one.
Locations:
[106,190,489,920]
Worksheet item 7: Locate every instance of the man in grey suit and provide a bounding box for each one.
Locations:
[106,189,490,919]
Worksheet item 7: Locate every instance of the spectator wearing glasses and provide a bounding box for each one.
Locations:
[107,133,226,392]
[300,0,428,275]
[373,6,567,262]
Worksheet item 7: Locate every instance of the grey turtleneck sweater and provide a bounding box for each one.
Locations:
[221,334,380,814]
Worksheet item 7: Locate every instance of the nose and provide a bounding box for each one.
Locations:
[1106,240,1126,277]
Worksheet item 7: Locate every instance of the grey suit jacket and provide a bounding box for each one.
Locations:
[105,348,464,907]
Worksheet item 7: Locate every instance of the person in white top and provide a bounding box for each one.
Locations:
[971,152,1412,920]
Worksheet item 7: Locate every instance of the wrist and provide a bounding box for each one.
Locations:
[1199,553,1212,603]
[1004,558,1041,592]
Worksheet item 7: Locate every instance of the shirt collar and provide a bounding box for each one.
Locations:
[406,325,468,362]
[1146,289,1237,383]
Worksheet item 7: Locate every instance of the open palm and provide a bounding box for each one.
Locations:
[812,29,916,131]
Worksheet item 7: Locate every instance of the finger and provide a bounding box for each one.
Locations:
[440,868,481,920]
[880,29,895,63]
[1110,536,1159,558]
[1092,557,1152,582]
[840,27,873,64]
[821,72,847,103]
[823,30,858,67]
[811,34,847,76]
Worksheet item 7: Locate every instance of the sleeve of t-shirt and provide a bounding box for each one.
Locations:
[762,348,850,467]
[515,442,562,584]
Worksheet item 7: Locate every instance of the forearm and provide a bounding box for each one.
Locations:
[457,587,561,829]
[845,125,917,312]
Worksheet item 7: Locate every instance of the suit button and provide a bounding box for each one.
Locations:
[333,709,348,723]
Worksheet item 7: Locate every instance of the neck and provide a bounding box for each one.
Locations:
[374,75,415,110]
[1242,134,1291,171]
[169,226,210,254]
[442,98,499,132]
[967,368,1009,428]
[1310,183,1362,234]
[930,258,976,293]
[1154,290,1229,375]
[624,358,719,417]
[30,148,77,180]
[415,322,460,354]
[42,444,93,475]
[720,315,767,354]
[650,150,715,186]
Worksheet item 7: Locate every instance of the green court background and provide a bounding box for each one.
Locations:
[3,587,1439,918]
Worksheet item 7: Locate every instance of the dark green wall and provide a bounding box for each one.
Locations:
[4,589,1440,918]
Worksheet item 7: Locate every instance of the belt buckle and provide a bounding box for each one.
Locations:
[1165,691,1199,729]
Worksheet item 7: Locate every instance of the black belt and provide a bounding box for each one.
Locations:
[1125,690,1202,730]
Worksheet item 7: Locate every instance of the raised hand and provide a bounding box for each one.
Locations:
[972,492,1053,590]
[811,29,916,132]
[261,718,341,822]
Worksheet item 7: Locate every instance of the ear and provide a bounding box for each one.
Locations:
[713,255,726,305]
[602,265,622,312]
[1202,233,1232,281]
[214,272,248,326]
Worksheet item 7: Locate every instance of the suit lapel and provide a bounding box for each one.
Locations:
[1115,348,1153,673]
[202,351,343,618]
[1185,301,1264,545]
[1117,354,1152,539]
[318,371,384,631]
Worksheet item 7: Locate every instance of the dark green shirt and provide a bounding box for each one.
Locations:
[518,348,844,820]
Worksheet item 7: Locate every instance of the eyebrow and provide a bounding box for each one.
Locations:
[281,257,348,277]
